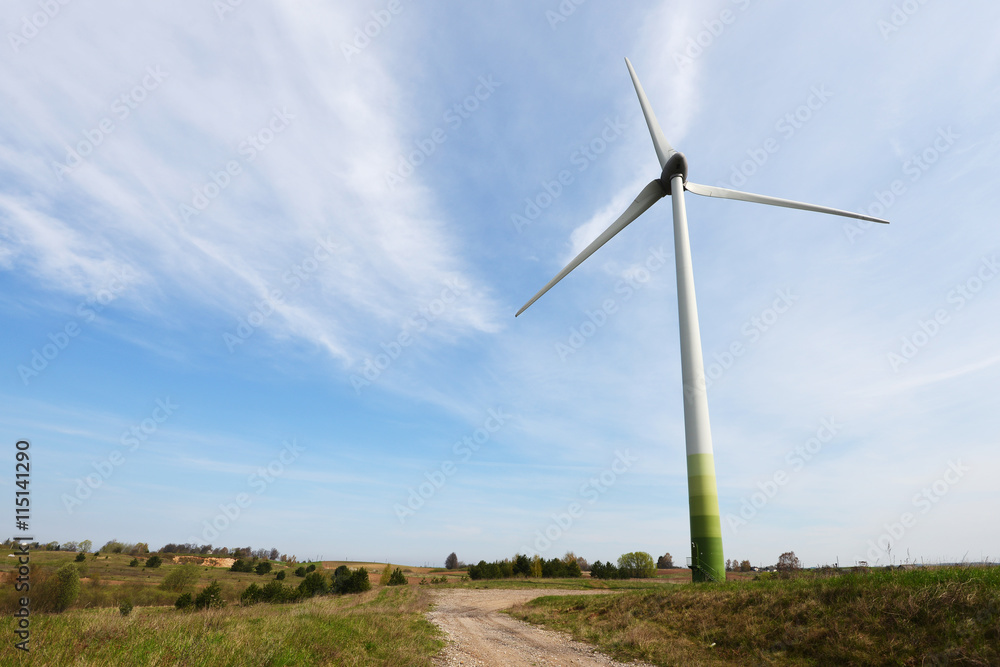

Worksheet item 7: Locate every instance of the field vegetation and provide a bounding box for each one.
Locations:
[508,565,1000,666]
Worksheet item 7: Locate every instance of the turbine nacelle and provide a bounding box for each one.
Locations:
[659,151,688,195]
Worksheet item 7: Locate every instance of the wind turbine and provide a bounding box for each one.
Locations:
[516,58,888,582]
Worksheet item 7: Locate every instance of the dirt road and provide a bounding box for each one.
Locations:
[427,588,653,667]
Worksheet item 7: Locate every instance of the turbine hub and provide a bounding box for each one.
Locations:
[659,152,688,195]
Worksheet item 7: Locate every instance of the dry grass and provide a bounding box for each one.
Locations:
[508,566,1000,666]
[1,585,442,666]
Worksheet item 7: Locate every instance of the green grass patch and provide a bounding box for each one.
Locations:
[507,566,1000,666]
[1,584,442,666]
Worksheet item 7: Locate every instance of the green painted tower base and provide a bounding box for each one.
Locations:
[687,453,725,582]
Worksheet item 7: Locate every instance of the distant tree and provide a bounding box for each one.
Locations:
[590,561,621,580]
[145,554,163,569]
[576,556,590,572]
[740,560,752,572]
[445,552,459,570]
[387,568,407,586]
[618,552,656,578]
[529,555,543,578]
[269,548,280,561]
[776,551,802,573]
[513,554,531,577]
[62,541,79,552]
[79,540,92,554]
[380,564,394,586]
[657,553,674,569]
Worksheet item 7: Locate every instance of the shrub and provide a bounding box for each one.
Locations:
[129,558,139,567]
[298,572,329,598]
[160,564,199,592]
[387,568,407,586]
[240,583,262,605]
[255,561,272,576]
[144,554,163,569]
[46,563,81,612]
[119,600,133,616]
[194,581,225,610]
[294,566,306,577]
[230,559,254,573]
[75,553,86,562]
[275,570,285,581]
[261,580,298,603]
[305,563,316,573]
[332,566,371,594]
[174,593,194,610]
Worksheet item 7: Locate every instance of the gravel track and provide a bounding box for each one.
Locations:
[427,588,654,667]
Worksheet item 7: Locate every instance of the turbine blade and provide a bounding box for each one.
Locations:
[516,179,666,317]
[684,181,891,225]
[625,57,674,170]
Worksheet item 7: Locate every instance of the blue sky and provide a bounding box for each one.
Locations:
[2,0,998,569]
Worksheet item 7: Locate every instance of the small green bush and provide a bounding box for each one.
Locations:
[119,600,133,616]
[240,583,262,605]
[160,564,199,592]
[294,566,306,577]
[174,593,194,610]
[275,570,286,580]
[129,558,139,567]
[305,563,316,573]
[387,568,407,586]
[255,561,272,575]
[298,572,329,598]
[194,581,225,610]
[144,554,162,569]
[75,553,86,562]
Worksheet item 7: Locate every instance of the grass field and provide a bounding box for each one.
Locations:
[5,551,998,665]
[1,584,442,666]
[508,566,1000,666]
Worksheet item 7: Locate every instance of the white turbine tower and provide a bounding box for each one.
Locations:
[516,58,889,582]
